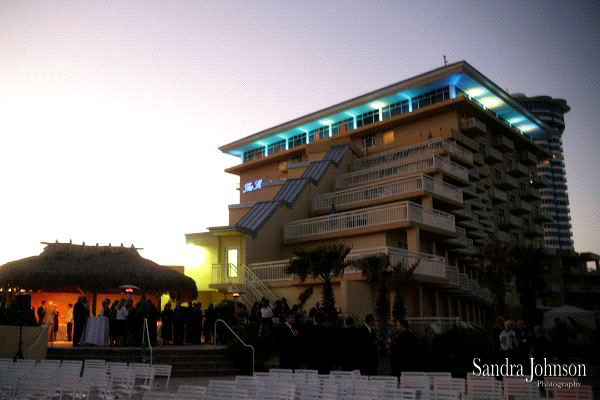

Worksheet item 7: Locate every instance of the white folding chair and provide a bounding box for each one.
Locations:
[177,384,208,399]
[466,375,503,400]
[151,364,172,390]
[503,377,541,400]
[143,392,176,400]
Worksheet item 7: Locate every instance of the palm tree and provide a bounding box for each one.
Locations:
[477,240,516,317]
[391,258,419,321]
[353,254,393,341]
[287,244,351,322]
[511,245,548,326]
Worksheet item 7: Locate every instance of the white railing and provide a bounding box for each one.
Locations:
[442,140,474,164]
[337,154,468,190]
[211,263,278,305]
[446,265,459,285]
[248,247,447,282]
[248,259,291,282]
[458,272,470,291]
[313,174,462,212]
[351,138,473,171]
[284,201,455,241]
[351,139,446,171]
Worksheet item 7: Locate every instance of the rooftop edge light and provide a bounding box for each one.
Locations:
[479,96,504,109]
[370,101,386,109]
[466,88,486,97]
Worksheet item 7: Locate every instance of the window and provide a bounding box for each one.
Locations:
[267,140,286,155]
[363,134,376,149]
[383,131,395,145]
[243,147,265,163]
[289,154,303,163]
[382,100,410,120]
[356,110,379,128]
[288,133,307,149]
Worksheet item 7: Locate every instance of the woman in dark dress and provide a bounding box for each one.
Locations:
[161,303,174,345]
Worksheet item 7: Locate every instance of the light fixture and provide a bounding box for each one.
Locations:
[508,116,526,124]
[370,101,386,109]
[466,88,486,97]
[319,119,334,125]
[479,96,504,108]
[518,124,536,133]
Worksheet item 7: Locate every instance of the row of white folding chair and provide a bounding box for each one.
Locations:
[177,384,208,399]
[466,375,503,400]
[207,380,249,400]
[502,377,543,400]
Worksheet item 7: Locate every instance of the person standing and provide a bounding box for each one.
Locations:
[279,311,300,369]
[357,314,378,376]
[303,313,333,374]
[161,303,174,345]
[73,297,90,347]
[65,304,73,342]
[203,304,217,344]
[116,299,128,346]
[390,319,418,378]
[173,301,186,345]
[499,320,519,363]
[37,300,46,325]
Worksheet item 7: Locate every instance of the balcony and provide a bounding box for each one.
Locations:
[462,185,478,199]
[454,203,472,219]
[494,174,519,190]
[523,224,544,238]
[337,154,469,190]
[520,186,541,201]
[480,144,503,164]
[509,199,533,215]
[533,209,552,223]
[466,197,483,209]
[460,117,487,136]
[347,247,448,280]
[498,215,521,229]
[350,138,472,171]
[284,201,455,242]
[506,162,529,177]
[468,168,479,181]
[446,265,459,285]
[479,165,490,177]
[468,229,488,239]
[529,175,549,189]
[247,247,448,283]
[313,174,462,213]
[494,230,509,242]
[442,140,474,165]
[488,188,507,203]
[458,215,479,230]
[491,135,515,152]
[518,151,538,166]
[475,181,487,193]
[445,226,467,247]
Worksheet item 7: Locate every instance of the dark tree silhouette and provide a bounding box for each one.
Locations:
[287,244,351,322]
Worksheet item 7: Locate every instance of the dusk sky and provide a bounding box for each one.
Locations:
[1,1,599,266]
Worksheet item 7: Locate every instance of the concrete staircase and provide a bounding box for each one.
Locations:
[46,345,242,377]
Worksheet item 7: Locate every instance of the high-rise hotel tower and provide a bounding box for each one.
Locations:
[512,94,574,252]
[186,61,556,323]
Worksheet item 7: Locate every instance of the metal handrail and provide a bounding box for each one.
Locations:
[142,318,153,365]
[215,319,255,375]
[27,324,48,358]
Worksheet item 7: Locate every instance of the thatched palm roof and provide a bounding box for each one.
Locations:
[0,242,197,301]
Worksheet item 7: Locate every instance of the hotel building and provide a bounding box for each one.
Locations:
[512,94,574,252]
[186,61,555,323]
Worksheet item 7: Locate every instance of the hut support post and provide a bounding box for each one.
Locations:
[92,292,97,316]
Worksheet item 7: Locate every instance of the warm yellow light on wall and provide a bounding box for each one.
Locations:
[184,244,206,267]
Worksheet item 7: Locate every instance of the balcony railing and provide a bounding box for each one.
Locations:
[313,174,462,212]
[247,247,448,282]
[494,174,519,190]
[489,188,507,202]
[350,138,473,171]
[491,135,515,152]
[446,265,459,285]
[338,154,468,190]
[284,201,455,242]
[460,117,487,135]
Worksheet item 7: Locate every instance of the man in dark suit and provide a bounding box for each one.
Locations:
[37,300,46,325]
[391,319,418,377]
[357,314,378,376]
[303,312,333,374]
[73,296,90,347]
[279,311,300,369]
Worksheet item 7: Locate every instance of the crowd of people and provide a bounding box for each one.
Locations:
[492,316,568,372]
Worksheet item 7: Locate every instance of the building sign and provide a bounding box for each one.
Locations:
[242,178,263,193]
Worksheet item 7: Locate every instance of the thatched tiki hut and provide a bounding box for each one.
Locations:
[0,242,198,319]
